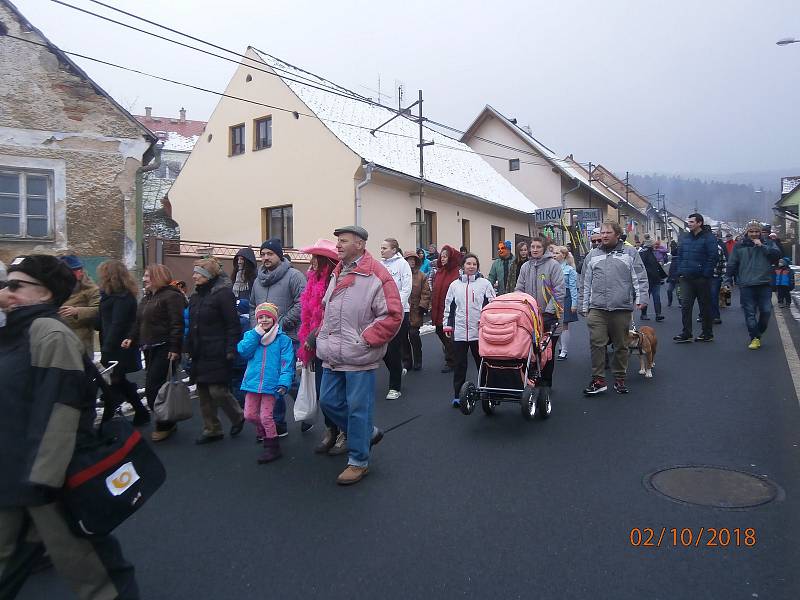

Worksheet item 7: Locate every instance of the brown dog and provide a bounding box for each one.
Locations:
[627,326,657,378]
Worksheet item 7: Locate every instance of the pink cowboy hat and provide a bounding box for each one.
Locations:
[299,238,338,261]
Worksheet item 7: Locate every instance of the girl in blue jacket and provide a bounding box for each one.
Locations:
[238,302,294,463]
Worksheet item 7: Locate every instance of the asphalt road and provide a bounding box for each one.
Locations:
[20,297,800,599]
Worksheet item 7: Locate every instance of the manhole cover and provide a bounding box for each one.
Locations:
[646,466,779,509]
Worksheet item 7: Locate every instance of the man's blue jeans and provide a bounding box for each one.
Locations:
[272,339,299,426]
[709,277,722,320]
[740,284,773,340]
[320,368,376,467]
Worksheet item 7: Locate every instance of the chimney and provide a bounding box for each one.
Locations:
[145,106,152,118]
[179,107,186,123]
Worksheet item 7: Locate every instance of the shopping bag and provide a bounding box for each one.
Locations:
[153,359,193,422]
[293,366,318,422]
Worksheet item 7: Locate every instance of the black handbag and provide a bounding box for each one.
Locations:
[61,361,166,537]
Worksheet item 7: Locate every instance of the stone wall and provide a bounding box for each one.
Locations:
[0,2,153,270]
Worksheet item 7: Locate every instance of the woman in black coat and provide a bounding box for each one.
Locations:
[188,258,245,444]
[639,241,668,321]
[96,259,149,425]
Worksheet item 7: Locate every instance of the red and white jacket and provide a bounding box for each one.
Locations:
[444,273,495,342]
[316,251,403,371]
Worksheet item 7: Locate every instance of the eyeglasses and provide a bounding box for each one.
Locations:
[0,279,46,291]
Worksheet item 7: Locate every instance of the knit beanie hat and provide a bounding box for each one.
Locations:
[260,238,284,260]
[8,255,76,306]
[255,302,279,321]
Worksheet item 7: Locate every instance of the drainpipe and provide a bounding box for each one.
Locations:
[355,161,374,227]
[135,143,162,279]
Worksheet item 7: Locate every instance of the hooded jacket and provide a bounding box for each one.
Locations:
[232,247,257,300]
[0,304,93,507]
[515,251,565,316]
[237,324,295,394]
[430,245,463,326]
[381,252,413,313]
[581,241,649,312]
[675,225,719,278]
[444,272,495,342]
[416,249,432,275]
[316,251,403,371]
[249,258,306,340]
[725,237,781,287]
[408,265,431,329]
[187,273,240,383]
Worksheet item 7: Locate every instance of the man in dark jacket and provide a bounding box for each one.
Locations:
[673,213,718,343]
[0,255,139,599]
[249,239,306,436]
[725,221,782,349]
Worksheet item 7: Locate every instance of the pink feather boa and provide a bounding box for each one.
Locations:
[297,266,331,365]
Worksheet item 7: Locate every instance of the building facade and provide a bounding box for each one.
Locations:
[0,0,156,273]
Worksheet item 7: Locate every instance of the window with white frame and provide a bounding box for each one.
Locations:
[0,170,52,238]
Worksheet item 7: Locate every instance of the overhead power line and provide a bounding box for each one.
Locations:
[46,0,591,168]
[2,33,567,170]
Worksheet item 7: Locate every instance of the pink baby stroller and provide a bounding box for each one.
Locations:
[459,292,557,420]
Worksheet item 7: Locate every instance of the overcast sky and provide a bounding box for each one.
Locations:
[11,0,800,177]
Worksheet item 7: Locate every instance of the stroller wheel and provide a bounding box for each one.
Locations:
[521,386,539,420]
[481,394,495,416]
[537,387,552,420]
[459,382,476,415]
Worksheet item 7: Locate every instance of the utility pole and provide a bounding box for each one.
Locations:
[371,89,432,246]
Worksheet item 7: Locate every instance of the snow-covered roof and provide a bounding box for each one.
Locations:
[160,132,199,152]
[250,49,538,213]
[782,176,800,196]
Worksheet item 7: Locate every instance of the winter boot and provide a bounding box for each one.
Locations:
[257,437,282,464]
[123,380,151,426]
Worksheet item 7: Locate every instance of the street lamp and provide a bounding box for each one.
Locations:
[777,38,799,46]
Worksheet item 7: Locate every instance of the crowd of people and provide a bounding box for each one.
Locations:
[0,215,793,598]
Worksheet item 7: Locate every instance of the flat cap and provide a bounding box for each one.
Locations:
[333,225,368,240]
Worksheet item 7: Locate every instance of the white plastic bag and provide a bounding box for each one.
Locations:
[293,366,318,422]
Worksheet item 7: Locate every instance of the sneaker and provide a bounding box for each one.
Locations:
[451,398,460,408]
[673,333,693,343]
[655,315,665,322]
[336,465,369,485]
[583,378,607,395]
[327,431,348,456]
[748,338,761,350]
[276,423,288,438]
[614,378,629,394]
[694,334,714,342]
[386,389,402,400]
[300,422,314,433]
[713,318,722,324]
[557,352,567,361]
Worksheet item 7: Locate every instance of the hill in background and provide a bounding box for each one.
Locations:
[627,170,797,226]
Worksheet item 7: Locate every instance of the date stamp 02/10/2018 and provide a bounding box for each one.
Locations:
[629,527,757,548]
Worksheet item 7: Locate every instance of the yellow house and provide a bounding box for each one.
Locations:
[460,105,622,244]
[169,49,538,263]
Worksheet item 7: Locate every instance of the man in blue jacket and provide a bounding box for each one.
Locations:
[725,221,782,349]
[673,213,718,343]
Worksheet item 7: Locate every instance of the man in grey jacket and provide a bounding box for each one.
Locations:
[581,221,649,395]
[249,238,306,436]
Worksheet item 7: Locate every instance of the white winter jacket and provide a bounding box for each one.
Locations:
[381,252,412,313]
[443,273,495,342]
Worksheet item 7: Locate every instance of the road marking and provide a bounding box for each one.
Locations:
[774,303,800,408]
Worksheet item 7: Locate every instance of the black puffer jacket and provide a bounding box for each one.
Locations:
[98,291,142,374]
[129,285,186,353]
[187,273,240,384]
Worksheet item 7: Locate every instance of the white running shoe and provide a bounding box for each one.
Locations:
[386,389,402,400]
